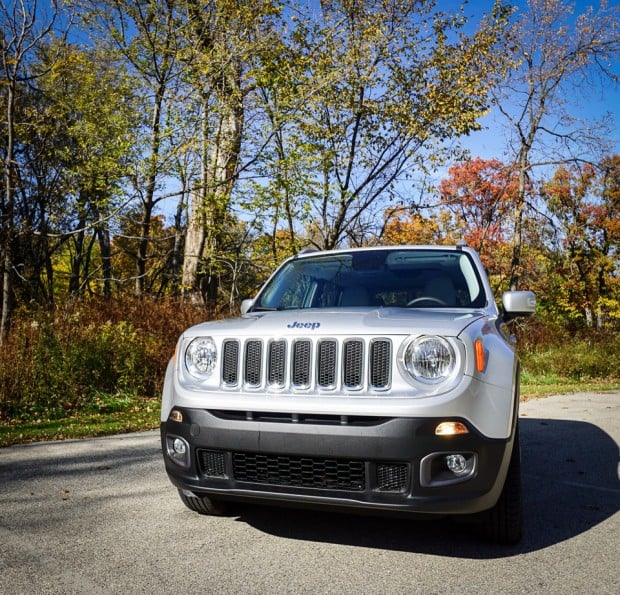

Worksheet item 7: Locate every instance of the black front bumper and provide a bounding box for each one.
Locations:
[161,407,514,516]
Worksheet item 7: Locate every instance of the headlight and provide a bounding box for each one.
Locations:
[403,336,456,384]
[185,337,217,379]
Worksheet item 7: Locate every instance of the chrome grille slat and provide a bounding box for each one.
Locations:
[292,339,312,388]
[370,339,391,388]
[221,337,391,391]
[343,339,364,388]
[317,339,337,388]
[244,340,263,386]
[222,340,239,385]
[268,340,286,386]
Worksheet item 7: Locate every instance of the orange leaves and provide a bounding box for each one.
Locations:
[437,157,517,273]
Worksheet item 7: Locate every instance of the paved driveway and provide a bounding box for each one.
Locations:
[1,392,618,594]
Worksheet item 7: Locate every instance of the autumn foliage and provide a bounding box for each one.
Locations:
[383,156,620,326]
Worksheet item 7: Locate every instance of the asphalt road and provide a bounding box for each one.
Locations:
[1,391,618,595]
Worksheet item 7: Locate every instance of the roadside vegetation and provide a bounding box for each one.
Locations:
[0,299,205,446]
[517,320,620,398]
[0,299,618,447]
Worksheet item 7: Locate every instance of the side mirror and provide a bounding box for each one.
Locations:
[240,298,255,315]
[501,291,536,321]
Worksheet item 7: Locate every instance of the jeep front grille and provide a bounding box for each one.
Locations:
[221,337,392,391]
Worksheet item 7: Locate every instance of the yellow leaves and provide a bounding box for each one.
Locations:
[382,208,455,246]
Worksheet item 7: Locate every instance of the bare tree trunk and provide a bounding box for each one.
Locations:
[182,78,243,307]
[170,183,187,293]
[181,98,209,304]
[135,82,165,296]
[509,149,528,291]
[1,83,16,345]
[97,225,112,299]
[181,189,207,304]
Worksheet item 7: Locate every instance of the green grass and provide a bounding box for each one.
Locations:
[520,374,620,400]
[0,396,160,447]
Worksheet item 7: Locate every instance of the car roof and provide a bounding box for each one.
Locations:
[292,244,472,260]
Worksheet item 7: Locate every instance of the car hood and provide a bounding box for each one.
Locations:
[184,308,488,338]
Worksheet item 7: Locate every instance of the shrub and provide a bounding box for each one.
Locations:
[0,298,209,422]
[520,331,620,381]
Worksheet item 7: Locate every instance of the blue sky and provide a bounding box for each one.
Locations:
[461,0,620,161]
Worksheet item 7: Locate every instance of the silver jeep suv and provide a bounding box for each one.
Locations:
[161,245,535,543]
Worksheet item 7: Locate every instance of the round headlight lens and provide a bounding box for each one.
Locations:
[404,336,456,383]
[185,337,217,379]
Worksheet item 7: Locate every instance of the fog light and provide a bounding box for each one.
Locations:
[172,438,187,456]
[445,454,468,475]
[166,436,190,467]
[420,452,476,486]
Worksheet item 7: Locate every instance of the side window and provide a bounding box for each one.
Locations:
[458,255,486,307]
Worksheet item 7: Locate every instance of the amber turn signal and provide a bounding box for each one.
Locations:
[474,338,486,373]
[435,421,469,436]
[169,409,183,423]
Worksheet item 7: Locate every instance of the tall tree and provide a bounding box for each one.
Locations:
[0,0,71,343]
[438,157,518,278]
[36,43,138,298]
[543,156,620,328]
[492,0,620,290]
[86,0,185,296]
[272,0,512,250]
[180,0,282,306]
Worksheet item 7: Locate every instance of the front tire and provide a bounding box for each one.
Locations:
[177,489,229,516]
[480,427,523,544]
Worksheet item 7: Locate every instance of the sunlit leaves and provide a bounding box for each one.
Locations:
[543,157,620,327]
[247,0,512,251]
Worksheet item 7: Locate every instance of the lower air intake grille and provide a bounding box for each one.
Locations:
[232,452,365,491]
[197,450,227,478]
[377,463,408,492]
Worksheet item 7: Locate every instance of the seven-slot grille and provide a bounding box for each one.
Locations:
[221,337,392,391]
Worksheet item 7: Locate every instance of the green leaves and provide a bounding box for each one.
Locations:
[245,1,511,250]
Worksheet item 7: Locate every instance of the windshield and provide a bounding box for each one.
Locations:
[253,249,487,311]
